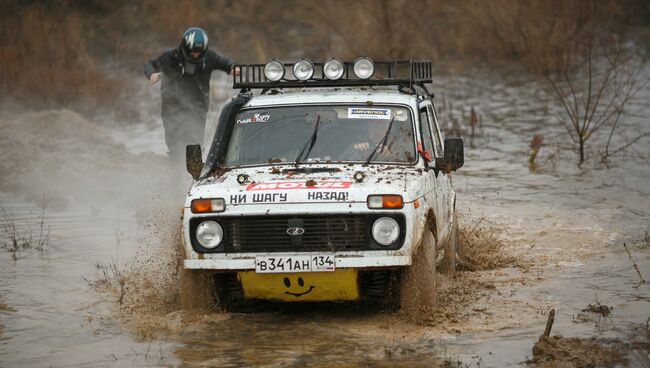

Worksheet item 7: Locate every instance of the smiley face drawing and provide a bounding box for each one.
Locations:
[283,276,315,297]
[237,269,359,302]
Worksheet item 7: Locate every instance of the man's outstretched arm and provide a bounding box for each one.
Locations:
[209,51,240,76]
[144,50,173,84]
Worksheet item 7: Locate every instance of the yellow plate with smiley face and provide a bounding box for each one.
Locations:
[237,269,359,302]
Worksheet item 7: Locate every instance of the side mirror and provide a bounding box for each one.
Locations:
[435,138,464,173]
[186,144,203,180]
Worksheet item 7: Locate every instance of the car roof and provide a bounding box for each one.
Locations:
[243,87,418,108]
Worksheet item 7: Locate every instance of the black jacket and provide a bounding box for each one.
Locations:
[144,48,234,116]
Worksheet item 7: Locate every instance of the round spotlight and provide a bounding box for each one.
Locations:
[323,58,345,80]
[371,217,399,246]
[353,57,374,79]
[196,220,224,249]
[353,171,365,183]
[293,59,314,81]
[236,174,249,185]
[264,59,285,82]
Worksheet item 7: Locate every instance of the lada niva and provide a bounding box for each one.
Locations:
[182,58,464,309]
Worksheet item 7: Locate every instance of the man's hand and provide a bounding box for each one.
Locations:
[231,67,241,77]
[149,72,161,84]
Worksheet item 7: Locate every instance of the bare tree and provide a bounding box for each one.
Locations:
[545,27,647,165]
[543,2,647,165]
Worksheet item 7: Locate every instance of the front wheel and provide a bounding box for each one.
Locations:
[439,215,458,275]
[214,273,245,312]
[360,270,401,311]
[400,229,437,315]
[180,269,217,311]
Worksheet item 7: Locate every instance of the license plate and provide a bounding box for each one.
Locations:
[255,255,336,273]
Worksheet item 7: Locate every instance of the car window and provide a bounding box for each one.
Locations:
[426,105,443,157]
[419,107,435,159]
[223,105,416,166]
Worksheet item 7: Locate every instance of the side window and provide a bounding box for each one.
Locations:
[426,105,443,157]
[419,107,435,160]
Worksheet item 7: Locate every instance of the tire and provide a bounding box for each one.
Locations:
[439,214,458,275]
[400,229,437,315]
[360,270,401,312]
[214,272,245,312]
[178,239,219,311]
[180,268,217,311]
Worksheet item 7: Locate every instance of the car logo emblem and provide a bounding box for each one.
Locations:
[286,227,305,236]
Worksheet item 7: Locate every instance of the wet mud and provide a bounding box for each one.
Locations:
[1,67,650,367]
[532,336,629,367]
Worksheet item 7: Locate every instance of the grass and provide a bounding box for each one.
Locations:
[1,0,648,170]
[84,259,127,306]
[1,0,647,116]
[0,4,125,114]
[1,198,50,261]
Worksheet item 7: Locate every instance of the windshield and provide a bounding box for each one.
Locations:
[224,105,416,166]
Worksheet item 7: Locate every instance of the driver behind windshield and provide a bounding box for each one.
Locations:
[345,120,403,161]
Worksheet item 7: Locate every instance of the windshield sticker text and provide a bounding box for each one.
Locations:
[246,181,352,191]
[236,113,271,125]
[307,191,349,201]
[347,108,392,120]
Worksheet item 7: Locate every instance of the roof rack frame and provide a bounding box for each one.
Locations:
[233,60,432,94]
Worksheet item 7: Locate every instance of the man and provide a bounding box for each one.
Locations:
[346,122,412,162]
[144,27,240,163]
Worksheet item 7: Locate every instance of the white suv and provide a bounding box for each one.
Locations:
[182,58,463,309]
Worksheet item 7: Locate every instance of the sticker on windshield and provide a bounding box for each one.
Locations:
[236,113,271,125]
[347,108,392,120]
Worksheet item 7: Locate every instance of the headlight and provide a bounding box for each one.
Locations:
[372,217,399,246]
[353,57,374,79]
[323,58,345,80]
[264,59,285,82]
[293,58,314,81]
[196,220,223,249]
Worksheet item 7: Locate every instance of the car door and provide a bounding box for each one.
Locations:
[418,101,448,241]
[426,102,455,239]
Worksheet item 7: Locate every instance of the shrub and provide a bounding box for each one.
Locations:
[0,4,124,114]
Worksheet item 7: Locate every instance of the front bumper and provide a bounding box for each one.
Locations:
[184,253,411,270]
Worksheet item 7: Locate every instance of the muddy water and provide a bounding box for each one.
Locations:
[1,67,649,367]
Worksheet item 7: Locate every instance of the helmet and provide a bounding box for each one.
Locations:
[180,27,209,61]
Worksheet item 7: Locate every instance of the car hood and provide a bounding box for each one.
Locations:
[187,164,423,206]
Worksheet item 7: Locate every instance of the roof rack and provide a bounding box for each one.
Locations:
[233,59,432,93]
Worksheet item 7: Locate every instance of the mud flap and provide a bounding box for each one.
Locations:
[237,269,359,302]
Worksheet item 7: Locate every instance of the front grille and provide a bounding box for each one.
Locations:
[225,215,368,252]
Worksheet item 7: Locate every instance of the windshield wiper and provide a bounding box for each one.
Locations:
[282,167,341,174]
[294,115,321,166]
[365,117,395,165]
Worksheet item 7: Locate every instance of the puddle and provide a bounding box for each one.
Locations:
[1,66,649,367]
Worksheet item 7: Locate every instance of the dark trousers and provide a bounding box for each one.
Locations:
[162,108,207,164]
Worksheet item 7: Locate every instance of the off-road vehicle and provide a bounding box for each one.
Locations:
[182,58,463,309]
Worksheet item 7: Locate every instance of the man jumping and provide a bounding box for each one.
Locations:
[144,27,240,164]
